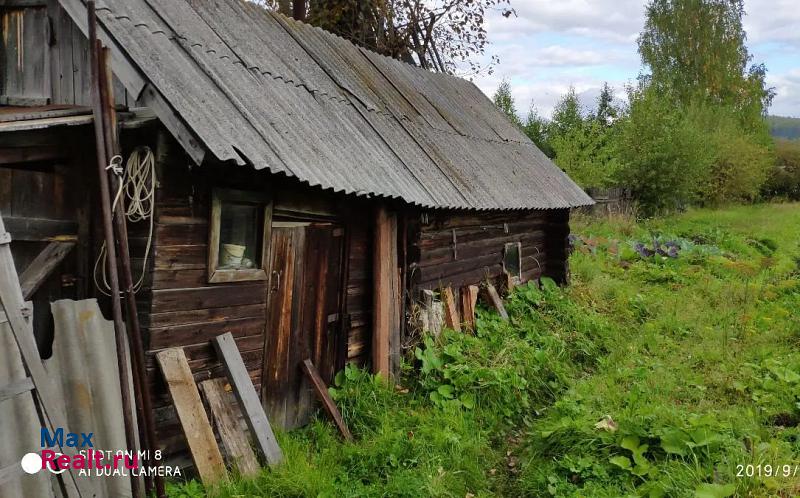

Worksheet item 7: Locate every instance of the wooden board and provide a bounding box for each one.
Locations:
[214,333,283,466]
[0,215,88,498]
[155,348,227,485]
[461,285,479,331]
[18,241,75,299]
[482,282,509,321]
[199,378,260,477]
[301,359,353,441]
[0,376,34,403]
[441,287,461,332]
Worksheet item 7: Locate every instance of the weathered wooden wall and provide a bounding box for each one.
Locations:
[137,131,374,458]
[0,125,95,354]
[0,1,128,106]
[408,209,569,292]
[344,220,371,367]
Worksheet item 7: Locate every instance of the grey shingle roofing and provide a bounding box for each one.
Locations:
[96,0,593,210]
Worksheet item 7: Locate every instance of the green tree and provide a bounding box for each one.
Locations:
[523,105,554,158]
[615,84,713,214]
[593,82,618,126]
[551,120,620,188]
[550,87,584,138]
[549,87,620,188]
[762,139,800,200]
[638,0,773,117]
[492,80,522,127]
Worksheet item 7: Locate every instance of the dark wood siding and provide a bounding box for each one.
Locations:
[409,210,561,293]
[343,219,371,367]
[0,126,95,355]
[139,132,375,456]
[1,1,128,106]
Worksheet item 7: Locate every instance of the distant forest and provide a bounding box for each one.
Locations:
[768,115,800,140]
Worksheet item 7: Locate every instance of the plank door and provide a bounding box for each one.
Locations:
[262,223,345,430]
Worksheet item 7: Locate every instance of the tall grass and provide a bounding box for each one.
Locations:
[169,203,800,498]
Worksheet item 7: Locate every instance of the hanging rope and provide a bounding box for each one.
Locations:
[94,146,156,296]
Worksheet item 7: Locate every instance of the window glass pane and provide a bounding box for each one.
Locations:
[504,242,521,278]
[218,202,261,270]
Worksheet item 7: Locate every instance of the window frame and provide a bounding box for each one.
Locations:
[207,188,273,284]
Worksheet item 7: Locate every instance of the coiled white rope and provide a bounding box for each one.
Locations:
[94,146,156,296]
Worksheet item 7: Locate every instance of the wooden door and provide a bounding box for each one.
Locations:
[262,223,345,429]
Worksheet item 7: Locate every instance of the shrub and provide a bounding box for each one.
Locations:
[762,139,800,200]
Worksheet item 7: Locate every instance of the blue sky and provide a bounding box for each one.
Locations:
[470,0,800,118]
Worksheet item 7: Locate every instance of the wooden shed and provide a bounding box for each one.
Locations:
[0,0,592,462]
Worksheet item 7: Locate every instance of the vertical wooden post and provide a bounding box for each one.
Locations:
[372,205,400,378]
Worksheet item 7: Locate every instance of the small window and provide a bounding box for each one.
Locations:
[503,242,522,282]
[208,188,272,283]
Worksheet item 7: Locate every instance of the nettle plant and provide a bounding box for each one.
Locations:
[412,279,610,425]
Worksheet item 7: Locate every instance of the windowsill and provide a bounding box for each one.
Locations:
[208,268,268,284]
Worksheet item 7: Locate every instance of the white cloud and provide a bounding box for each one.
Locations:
[473,0,800,118]
[768,69,800,117]
[744,0,800,47]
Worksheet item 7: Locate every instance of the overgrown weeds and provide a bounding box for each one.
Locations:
[169,203,800,498]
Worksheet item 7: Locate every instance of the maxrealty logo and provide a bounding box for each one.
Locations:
[21,427,181,478]
[20,428,138,475]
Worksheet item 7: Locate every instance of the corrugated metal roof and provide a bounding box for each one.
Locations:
[96,0,593,210]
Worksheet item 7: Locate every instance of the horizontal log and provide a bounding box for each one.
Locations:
[0,145,66,164]
[422,211,535,230]
[151,269,209,290]
[151,284,266,313]
[417,263,505,290]
[148,316,265,350]
[418,221,547,248]
[153,244,206,269]
[156,223,208,246]
[3,216,77,241]
[147,334,264,368]
[145,303,265,328]
[414,252,503,283]
[418,232,547,268]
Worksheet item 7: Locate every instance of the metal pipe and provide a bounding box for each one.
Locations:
[87,3,142,497]
[99,45,165,498]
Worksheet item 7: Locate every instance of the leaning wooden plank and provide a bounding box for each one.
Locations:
[213,333,283,466]
[199,378,260,477]
[19,241,76,299]
[0,217,88,498]
[461,285,479,331]
[482,282,509,321]
[0,462,22,486]
[0,376,34,403]
[156,348,227,485]
[441,287,461,332]
[301,359,354,442]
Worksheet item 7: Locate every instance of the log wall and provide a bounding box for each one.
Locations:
[409,209,570,293]
[138,131,375,457]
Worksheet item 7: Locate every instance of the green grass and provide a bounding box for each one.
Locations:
[168,203,800,498]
